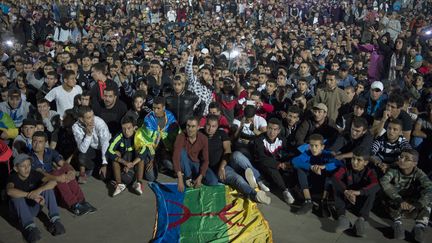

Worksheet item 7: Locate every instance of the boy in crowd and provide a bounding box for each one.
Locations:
[380,149,432,242]
[292,134,343,215]
[332,148,380,236]
[30,131,96,215]
[107,116,144,196]
[7,154,65,242]
[370,119,411,175]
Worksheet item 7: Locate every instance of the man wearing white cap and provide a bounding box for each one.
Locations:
[365,81,387,118]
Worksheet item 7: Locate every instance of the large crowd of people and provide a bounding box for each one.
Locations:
[1,0,432,242]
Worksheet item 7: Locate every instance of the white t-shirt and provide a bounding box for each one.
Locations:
[233,115,267,136]
[45,85,82,117]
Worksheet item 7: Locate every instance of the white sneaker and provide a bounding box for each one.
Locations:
[245,168,258,189]
[133,182,143,195]
[258,181,270,192]
[283,189,295,205]
[113,183,126,197]
[255,191,271,205]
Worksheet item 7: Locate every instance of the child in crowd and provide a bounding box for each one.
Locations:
[292,133,343,215]
[332,148,380,237]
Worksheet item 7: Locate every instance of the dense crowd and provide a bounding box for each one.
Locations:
[1,0,432,242]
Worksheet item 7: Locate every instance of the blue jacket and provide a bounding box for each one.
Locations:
[292,150,342,172]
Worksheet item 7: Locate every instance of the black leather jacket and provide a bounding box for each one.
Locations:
[166,90,201,126]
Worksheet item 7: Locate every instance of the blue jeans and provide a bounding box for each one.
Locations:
[222,165,255,197]
[180,149,218,185]
[230,151,262,181]
[9,190,60,229]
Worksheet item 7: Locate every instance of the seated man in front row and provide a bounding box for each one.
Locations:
[30,131,96,216]
[7,154,66,243]
[380,149,432,243]
[173,117,219,192]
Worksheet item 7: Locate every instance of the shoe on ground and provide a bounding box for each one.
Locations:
[296,201,313,215]
[257,181,270,192]
[71,203,90,216]
[245,168,258,189]
[392,221,405,240]
[24,226,41,243]
[78,174,87,184]
[133,182,143,195]
[282,190,295,205]
[354,217,366,237]
[254,191,271,205]
[113,183,126,197]
[185,179,194,188]
[82,201,97,214]
[48,220,65,236]
[414,224,426,243]
[318,199,331,218]
[335,215,351,232]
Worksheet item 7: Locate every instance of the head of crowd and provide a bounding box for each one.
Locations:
[1,0,432,242]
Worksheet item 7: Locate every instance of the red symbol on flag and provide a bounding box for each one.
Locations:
[166,200,246,229]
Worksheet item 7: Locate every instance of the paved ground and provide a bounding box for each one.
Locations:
[0,174,431,243]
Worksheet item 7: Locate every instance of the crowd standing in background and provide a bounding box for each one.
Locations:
[1,0,432,242]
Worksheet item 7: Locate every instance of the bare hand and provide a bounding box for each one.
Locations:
[177,179,185,192]
[218,167,226,182]
[99,166,107,178]
[378,162,389,173]
[194,175,203,189]
[400,201,415,211]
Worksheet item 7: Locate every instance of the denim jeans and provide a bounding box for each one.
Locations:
[180,149,218,185]
[9,189,60,228]
[230,151,262,181]
[222,165,255,197]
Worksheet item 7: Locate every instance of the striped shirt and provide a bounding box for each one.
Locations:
[371,135,411,164]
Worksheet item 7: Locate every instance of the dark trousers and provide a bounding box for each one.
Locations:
[52,165,85,208]
[9,190,60,229]
[296,168,332,193]
[78,147,110,179]
[334,188,376,220]
[258,165,287,192]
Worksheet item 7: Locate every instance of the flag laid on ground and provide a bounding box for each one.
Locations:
[149,182,273,243]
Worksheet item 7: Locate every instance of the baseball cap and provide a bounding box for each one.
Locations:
[313,103,328,112]
[13,154,33,166]
[201,48,209,54]
[371,81,384,91]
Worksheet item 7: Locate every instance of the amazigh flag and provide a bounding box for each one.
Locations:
[149,182,273,243]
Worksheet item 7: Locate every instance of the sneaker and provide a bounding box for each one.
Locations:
[71,203,90,216]
[296,201,313,215]
[24,226,41,243]
[354,217,366,237]
[318,199,331,218]
[282,189,295,205]
[335,215,351,233]
[185,179,194,188]
[392,221,405,240]
[78,174,87,184]
[254,191,271,205]
[113,183,126,197]
[257,181,270,192]
[133,182,143,195]
[82,201,97,214]
[414,224,426,243]
[245,168,258,189]
[48,220,66,236]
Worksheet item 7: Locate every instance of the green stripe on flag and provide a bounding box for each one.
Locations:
[180,185,229,243]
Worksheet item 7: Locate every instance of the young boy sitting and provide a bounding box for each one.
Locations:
[332,148,380,237]
[7,154,65,243]
[380,149,432,242]
[107,116,144,197]
[292,133,343,215]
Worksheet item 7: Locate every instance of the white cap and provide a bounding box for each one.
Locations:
[371,81,384,91]
[201,48,209,54]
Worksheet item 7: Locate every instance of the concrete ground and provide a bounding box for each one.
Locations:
[0,174,431,243]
